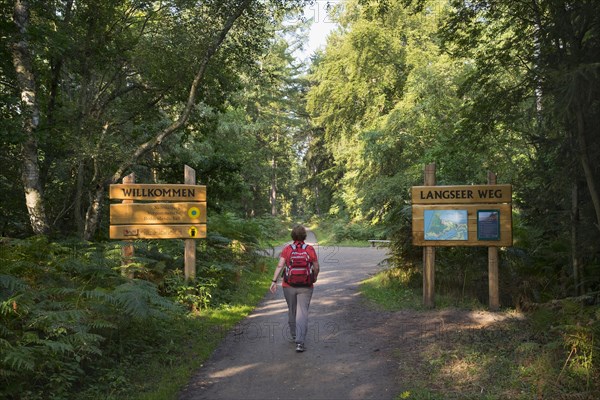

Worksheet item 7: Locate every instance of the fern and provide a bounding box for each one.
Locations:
[1,228,271,398]
[112,280,180,319]
[36,339,75,354]
[2,346,35,371]
[0,274,28,292]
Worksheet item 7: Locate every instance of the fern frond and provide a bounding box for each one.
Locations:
[83,288,114,303]
[0,367,17,378]
[86,319,117,330]
[113,281,152,318]
[112,280,179,319]
[0,274,28,292]
[44,287,78,297]
[63,333,104,355]
[28,309,86,330]
[2,347,35,372]
[36,339,75,354]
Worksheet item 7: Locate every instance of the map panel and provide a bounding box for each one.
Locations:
[424,210,468,241]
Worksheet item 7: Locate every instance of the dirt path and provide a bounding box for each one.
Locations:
[178,232,515,400]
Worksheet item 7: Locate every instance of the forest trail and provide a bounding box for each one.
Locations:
[178,232,514,400]
[178,231,398,400]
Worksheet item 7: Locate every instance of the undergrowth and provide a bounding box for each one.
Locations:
[0,214,281,399]
[361,267,600,399]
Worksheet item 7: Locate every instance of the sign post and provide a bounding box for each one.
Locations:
[121,172,135,278]
[184,165,196,281]
[487,171,500,311]
[423,163,436,308]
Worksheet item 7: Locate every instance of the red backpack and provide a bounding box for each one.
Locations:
[283,243,314,286]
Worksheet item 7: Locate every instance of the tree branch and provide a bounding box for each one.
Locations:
[109,0,253,184]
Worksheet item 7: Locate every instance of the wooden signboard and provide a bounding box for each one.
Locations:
[109,184,206,202]
[110,202,207,225]
[412,203,512,247]
[110,224,207,240]
[110,166,204,281]
[412,184,513,247]
[412,184,512,204]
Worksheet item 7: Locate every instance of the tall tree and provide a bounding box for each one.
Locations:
[82,0,256,239]
[10,0,49,234]
[441,0,600,293]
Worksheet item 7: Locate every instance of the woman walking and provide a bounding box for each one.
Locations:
[270,225,320,352]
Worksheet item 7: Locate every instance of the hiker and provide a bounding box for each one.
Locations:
[270,225,320,352]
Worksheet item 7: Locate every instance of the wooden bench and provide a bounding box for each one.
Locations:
[367,239,391,247]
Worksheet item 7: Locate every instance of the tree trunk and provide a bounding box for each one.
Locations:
[12,0,50,235]
[74,161,85,236]
[575,107,600,233]
[571,181,582,295]
[82,0,253,240]
[271,156,277,216]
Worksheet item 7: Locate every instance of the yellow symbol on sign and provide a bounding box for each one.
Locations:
[189,226,198,237]
[188,206,200,219]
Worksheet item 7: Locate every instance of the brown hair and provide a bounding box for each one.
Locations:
[291,225,307,242]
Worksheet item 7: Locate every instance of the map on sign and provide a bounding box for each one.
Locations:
[424,210,468,241]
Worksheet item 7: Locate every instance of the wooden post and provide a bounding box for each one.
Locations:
[487,171,500,311]
[184,165,196,282]
[121,172,135,278]
[423,163,436,308]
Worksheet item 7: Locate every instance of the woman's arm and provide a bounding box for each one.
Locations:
[269,257,286,293]
[312,259,320,282]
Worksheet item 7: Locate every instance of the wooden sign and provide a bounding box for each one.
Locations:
[110,224,207,239]
[109,184,206,201]
[412,203,512,247]
[110,202,207,225]
[412,185,512,204]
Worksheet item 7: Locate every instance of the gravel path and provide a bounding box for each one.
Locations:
[178,232,398,400]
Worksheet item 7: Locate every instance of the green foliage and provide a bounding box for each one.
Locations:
[161,270,218,312]
[1,0,309,238]
[310,216,384,245]
[0,212,278,399]
[0,237,174,398]
[306,0,600,306]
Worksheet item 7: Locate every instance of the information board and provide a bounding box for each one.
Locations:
[424,210,468,241]
[477,210,501,241]
[109,184,206,201]
[412,203,512,247]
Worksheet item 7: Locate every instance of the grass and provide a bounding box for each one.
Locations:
[360,266,488,311]
[359,267,600,400]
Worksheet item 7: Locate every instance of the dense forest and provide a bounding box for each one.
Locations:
[1,0,599,398]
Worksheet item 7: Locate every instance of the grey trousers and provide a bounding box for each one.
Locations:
[283,286,314,345]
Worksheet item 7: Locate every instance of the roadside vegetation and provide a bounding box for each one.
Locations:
[308,217,385,247]
[361,267,600,399]
[0,216,287,400]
